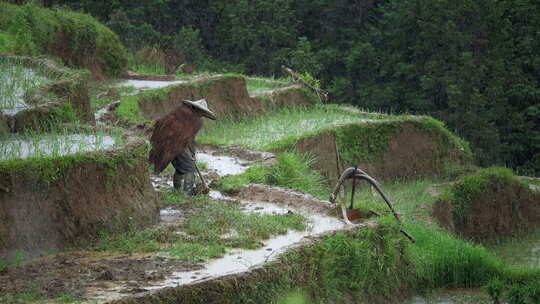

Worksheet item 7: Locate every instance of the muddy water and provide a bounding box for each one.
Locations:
[149,210,344,288]
[195,152,250,176]
[0,68,49,116]
[150,151,249,191]
[1,101,27,116]
[0,134,116,160]
[489,231,540,269]
[94,101,121,123]
[115,79,186,92]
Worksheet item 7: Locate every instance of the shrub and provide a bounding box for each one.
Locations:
[0,2,127,76]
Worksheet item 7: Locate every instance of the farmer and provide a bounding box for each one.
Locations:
[149,99,216,194]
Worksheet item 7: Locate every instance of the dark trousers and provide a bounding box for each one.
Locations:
[171,146,196,194]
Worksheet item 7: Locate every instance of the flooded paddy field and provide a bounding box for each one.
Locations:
[0,133,119,160]
[115,79,187,93]
[489,230,540,269]
[0,61,52,116]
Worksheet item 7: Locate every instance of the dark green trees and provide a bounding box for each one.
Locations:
[349,0,540,173]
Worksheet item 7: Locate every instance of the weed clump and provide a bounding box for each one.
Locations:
[407,223,503,289]
[296,217,414,302]
[218,152,328,199]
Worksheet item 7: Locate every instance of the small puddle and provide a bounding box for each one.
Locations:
[196,152,249,176]
[152,175,173,190]
[94,101,121,123]
[1,103,28,116]
[0,134,117,160]
[150,150,249,190]
[160,208,183,223]
[209,190,234,201]
[242,201,292,215]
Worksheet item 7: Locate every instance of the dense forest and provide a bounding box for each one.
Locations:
[6,0,540,175]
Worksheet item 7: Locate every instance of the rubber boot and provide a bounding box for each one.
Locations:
[183,172,196,196]
[173,172,183,192]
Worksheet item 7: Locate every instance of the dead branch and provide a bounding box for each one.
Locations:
[281,66,329,103]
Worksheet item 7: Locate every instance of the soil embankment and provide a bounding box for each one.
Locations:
[251,84,316,110]
[115,75,316,126]
[276,119,471,181]
[138,75,262,120]
[0,147,413,304]
[0,139,159,259]
[433,168,540,241]
[0,3,127,79]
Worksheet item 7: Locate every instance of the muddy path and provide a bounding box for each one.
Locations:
[0,145,354,304]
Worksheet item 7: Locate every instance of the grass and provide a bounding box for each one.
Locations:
[88,79,137,112]
[0,289,44,304]
[245,76,292,95]
[345,179,504,288]
[0,2,127,76]
[127,48,168,76]
[129,60,167,76]
[199,104,392,150]
[218,152,328,199]
[115,93,149,124]
[348,178,442,219]
[444,167,517,219]
[407,223,504,289]
[435,167,539,241]
[96,195,308,262]
[295,217,415,302]
[0,252,24,273]
[342,177,540,303]
[0,286,84,304]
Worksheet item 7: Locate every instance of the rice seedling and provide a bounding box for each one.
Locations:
[198,104,392,150]
[0,126,122,161]
[0,58,54,112]
[217,151,328,199]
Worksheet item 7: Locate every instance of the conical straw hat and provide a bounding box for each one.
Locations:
[183,99,216,120]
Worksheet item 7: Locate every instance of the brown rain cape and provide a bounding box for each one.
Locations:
[149,105,202,174]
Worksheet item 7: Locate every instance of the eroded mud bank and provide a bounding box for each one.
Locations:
[0,138,158,259]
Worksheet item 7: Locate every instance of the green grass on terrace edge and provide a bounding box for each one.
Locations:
[198,104,468,153]
[115,73,247,124]
[245,76,293,96]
